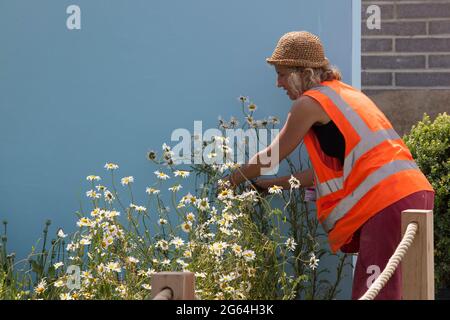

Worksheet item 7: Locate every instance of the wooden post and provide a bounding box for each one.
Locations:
[150,272,195,300]
[401,209,434,300]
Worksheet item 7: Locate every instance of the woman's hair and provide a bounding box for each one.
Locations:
[285,63,342,97]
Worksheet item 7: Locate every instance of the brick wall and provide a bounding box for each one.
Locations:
[361,0,450,135]
[362,0,450,89]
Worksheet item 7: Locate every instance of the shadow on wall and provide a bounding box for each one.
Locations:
[363,89,450,136]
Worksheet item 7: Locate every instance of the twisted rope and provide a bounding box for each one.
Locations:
[359,222,418,300]
[153,287,173,300]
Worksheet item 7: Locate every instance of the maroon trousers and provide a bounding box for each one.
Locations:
[340,190,435,300]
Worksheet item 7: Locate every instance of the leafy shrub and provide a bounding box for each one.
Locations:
[403,113,450,290]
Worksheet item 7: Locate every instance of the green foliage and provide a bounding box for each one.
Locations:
[403,113,450,289]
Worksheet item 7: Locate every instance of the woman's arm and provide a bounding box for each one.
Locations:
[229,96,324,186]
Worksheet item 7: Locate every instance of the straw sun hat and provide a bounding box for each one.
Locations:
[266,31,329,68]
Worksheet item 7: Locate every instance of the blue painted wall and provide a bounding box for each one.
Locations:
[0,0,360,298]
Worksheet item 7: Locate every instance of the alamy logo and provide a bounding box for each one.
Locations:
[366,5,381,30]
[66,5,81,30]
[168,122,281,175]
[66,265,81,290]
[366,264,381,289]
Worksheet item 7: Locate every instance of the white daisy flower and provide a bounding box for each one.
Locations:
[77,217,93,228]
[186,212,195,222]
[115,284,127,296]
[34,279,47,295]
[156,240,169,251]
[104,190,115,203]
[86,190,101,199]
[195,272,207,278]
[309,253,320,270]
[59,293,73,300]
[53,279,65,288]
[137,270,146,277]
[248,103,257,112]
[91,208,101,217]
[86,175,101,181]
[170,237,185,248]
[232,244,243,256]
[161,259,171,266]
[238,95,248,103]
[285,237,297,252]
[105,210,120,219]
[289,175,301,189]
[181,193,197,205]
[101,236,114,249]
[196,198,210,211]
[121,176,134,186]
[238,190,258,202]
[146,268,157,277]
[80,238,91,246]
[177,202,186,209]
[95,185,107,192]
[106,262,121,273]
[162,143,171,152]
[104,163,119,170]
[168,184,182,192]
[146,187,160,195]
[269,116,280,125]
[218,189,234,201]
[174,170,190,178]
[154,170,170,180]
[57,229,67,238]
[176,259,188,268]
[132,205,146,213]
[142,284,152,290]
[219,227,232,236]
[219,273,237,283]
[219,161,240,173]
[209,241,229,257]
[53,262,64,270]
[66,242,79,252]
[97,263,106,274]
[138,268,156,278]
[127,257,139,264]
[158,218,168,225]
[181,222,192,233]
[242,250,256,262]
[268,185,283,195]
[218,179,231,188]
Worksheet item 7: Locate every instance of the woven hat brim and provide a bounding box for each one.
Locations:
[266,57,329,68]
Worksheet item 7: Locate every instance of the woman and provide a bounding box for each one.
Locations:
[225,31,434,300]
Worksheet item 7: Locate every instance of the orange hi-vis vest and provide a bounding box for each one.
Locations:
[303,80,434,253]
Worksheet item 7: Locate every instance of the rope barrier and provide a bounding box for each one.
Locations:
[150,218,426,300]
[153,287,173,300]
[359,222,418,300]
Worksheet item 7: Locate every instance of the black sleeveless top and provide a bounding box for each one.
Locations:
[311,120,345,166]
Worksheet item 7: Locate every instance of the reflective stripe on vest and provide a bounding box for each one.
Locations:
[322,159,419,232]
[315,175,342,198]
[309,85,416,231]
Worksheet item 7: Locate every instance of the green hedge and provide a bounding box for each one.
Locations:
[403,113,450,290]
